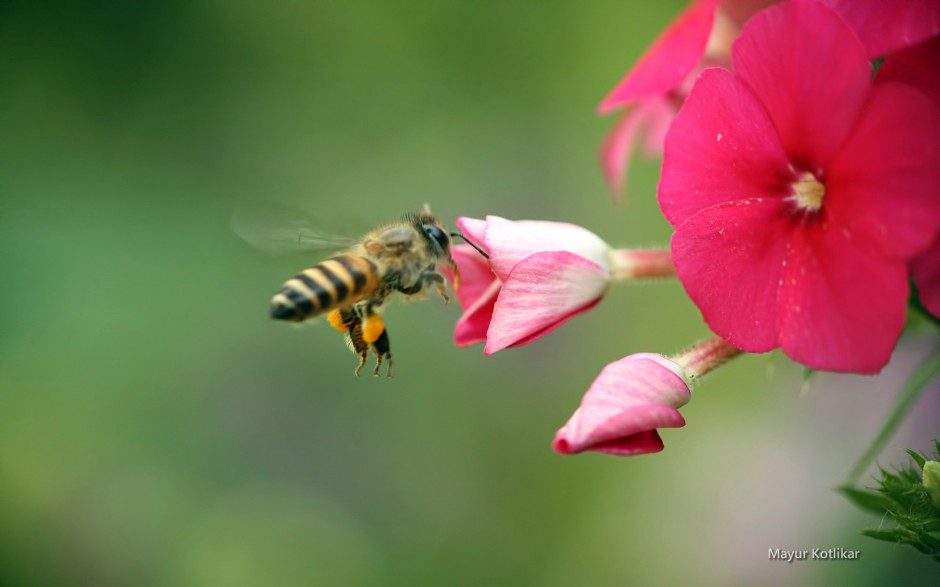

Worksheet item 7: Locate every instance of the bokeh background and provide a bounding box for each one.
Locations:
[1,1,938,585]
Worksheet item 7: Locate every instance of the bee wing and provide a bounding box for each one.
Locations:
[231,204,357,255]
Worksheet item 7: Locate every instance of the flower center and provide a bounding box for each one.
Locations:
[790,171,825,212]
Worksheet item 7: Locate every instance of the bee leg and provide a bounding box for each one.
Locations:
[343,318,370,377]
[370,328,393,378]
[401,271,449,304]
[434,280,450,305]
[424,271,450,304]
[354,352,368,376]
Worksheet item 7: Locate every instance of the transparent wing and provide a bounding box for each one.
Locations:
[231,204,357,255]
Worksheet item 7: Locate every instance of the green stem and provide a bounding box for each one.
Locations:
[672,336,743,382]
[908,278,940,328]
[845,346,940,485]
[608,248,675,281]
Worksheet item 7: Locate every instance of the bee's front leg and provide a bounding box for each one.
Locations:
[419,270,450,304]
[432,276,450,305]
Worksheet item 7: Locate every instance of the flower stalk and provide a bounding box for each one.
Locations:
[608,248,675,281]
[672,336,743,382]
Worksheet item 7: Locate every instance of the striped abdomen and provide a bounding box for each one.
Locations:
[270,255,380,322]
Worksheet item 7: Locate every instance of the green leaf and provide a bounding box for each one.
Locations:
[860,529,910,544]
[837,486,893,515]
[842,443,940,563]
[905,449,927,470]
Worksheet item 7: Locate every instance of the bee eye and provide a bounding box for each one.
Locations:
[422,224,450,251]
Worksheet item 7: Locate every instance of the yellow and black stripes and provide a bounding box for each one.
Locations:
[270,255,380,322]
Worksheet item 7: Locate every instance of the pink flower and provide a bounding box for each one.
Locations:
[598,0,939,199]
[553,353,691,456]
[913,236,940,319]
[598,0,776,197]
[658,1,940,373]
[878,36,940,319]
[554,337,741,456]
[819,0,940,59]
[452,216,612,355]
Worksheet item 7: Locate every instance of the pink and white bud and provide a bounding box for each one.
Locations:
[554,337,741,456]
[452,216,612,355]
[553,353,691,456]
[451,216,674,354]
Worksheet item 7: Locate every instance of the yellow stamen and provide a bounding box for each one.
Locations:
[791,171,825,211]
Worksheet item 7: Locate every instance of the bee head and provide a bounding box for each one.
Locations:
[412,212,453,259]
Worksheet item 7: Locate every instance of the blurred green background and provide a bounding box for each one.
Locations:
[1,1,937,585]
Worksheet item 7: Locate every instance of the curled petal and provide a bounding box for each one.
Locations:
[454,280,500,347]
[600,97,676,199]
[450,245,497,310]
[913,234,940,318]
[484,251,609,355]
[878,35,940,104]
[450,245,500,347]
[599,0,719,113]
[483,216,610,282]
[553,353,691,456]
[821,0,940,58]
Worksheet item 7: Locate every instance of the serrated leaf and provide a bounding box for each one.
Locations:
[861,529,908,543]
[838,486,893,515]
[905,449,927,470]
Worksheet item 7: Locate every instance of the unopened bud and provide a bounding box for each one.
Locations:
[923,461,940,509]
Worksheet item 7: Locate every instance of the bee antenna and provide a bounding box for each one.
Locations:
[450,232,489,259]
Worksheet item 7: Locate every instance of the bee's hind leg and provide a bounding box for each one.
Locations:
[343,317,370,377]
[371,329,393,378]
[354,349,368,376]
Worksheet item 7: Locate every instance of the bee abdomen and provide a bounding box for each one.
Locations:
[270,255,379,322]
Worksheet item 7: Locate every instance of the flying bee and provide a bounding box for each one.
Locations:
[236,206,487,377]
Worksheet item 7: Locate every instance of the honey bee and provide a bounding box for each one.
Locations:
[243,208,485,377]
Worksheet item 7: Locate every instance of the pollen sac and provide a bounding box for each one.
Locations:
[790,171,825,212]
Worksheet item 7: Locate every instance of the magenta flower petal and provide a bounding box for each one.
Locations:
[822,0,940,58]
[777,224,909,374]
[483,216,610,282]
[484,251,609,355]
[659,67,792,228]
[733,0,872,167]
[553,353,691,456]
[600,98,675,197]
[878,35,940,103]
[913,235,940,318]
[660,0,940,373]
[599,0,719,113]
[825,81,940,260]
[671,199,794,352]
